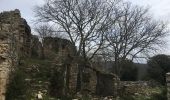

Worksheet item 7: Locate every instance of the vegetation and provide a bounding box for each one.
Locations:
[32,0,169,99]
[147,54,170,85]
[34,0,168,76]
[5,58,60,99]
[6,69,28,100]
[120,86,167,100]
[120,59,138,81]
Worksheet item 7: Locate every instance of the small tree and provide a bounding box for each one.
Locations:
[6,69,27,100]
[147,54,170,85]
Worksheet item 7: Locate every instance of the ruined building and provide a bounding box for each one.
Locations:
[0,9,32,100]
[0,9,118,99]
[0,9,166,100]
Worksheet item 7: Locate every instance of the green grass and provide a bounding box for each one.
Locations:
[120,86,167,100]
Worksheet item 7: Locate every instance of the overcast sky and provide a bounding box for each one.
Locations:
[1,0,170,26]
[0,0,170,54]
[0,0,44,26]
[127,0,170,21]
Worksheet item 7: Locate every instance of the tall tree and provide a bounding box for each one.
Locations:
[34,0,122,91]
[34,0,121,61]
[104,3,168,76]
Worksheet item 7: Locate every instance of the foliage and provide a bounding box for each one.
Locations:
[120,59,138,81]
[6,69,28,100]
[147,54,170,85]
[49,66,64,97]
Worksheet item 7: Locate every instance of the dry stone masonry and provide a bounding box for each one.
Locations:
[167,72,170,100]
[0,9,32,100]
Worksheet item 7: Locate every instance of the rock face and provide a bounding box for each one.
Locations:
[0,9,32,100]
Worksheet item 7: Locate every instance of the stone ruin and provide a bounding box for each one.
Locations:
[1,9,166,99]
[0,9,32,100]
[167,73,170,100]
[42,37,98,94]
[0,9,100,99]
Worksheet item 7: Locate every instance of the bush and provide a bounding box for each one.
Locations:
[6,69,28,100]
[147,54,170,85]
[150,87,167,100]
[120,59,138,81]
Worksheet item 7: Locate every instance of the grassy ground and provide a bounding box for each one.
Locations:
[120,86,167,100]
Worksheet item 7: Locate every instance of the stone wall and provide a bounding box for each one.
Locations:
[119,81,151,95]
[0,9,32,57]
[0,44,11,100]
[81,67,97,94]
[0,9,32,100]
[167,73,170,100]
[69,60,79,93]
[43,37,79,94]
[43,37,76,59]
[30,35,43,58]
[96,72,115,96]
[42,37,99,95]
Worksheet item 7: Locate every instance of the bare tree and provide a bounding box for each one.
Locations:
[34,24,57,59]
[34,24,55,41]
[34,0,122,61]
[34,0,123,92]
[104,3,168,76]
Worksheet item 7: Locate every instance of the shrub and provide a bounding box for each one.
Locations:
[6,69,28,100]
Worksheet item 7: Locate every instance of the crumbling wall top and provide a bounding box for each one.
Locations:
[0,9,21,23]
